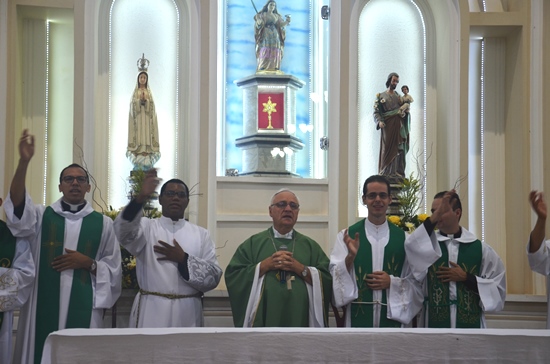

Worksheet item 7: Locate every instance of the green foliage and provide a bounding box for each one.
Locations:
[128,170,161,218]
[128,170,146,200]
[397,173,422,222]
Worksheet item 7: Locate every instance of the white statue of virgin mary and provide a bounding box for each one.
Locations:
[126,54,161,170]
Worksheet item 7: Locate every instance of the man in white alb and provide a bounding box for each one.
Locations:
[114,170,222,327]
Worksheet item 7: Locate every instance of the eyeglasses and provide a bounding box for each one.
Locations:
[365,192,389,200]
[62,176,88,184]
[163,191,187,198]
[270,201,300,210]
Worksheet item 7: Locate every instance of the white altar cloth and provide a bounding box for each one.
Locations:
[42,327,550,363]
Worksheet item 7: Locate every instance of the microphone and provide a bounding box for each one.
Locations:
[279,245,288,283]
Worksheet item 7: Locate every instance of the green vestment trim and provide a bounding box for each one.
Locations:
[427,239,482,328]
[0,220,17,328]
[349,219,405,327]
[34,207,103,364]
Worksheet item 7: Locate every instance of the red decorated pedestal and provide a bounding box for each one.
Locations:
[235,74,305,176]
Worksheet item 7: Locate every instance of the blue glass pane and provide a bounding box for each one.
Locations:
[225,0,312,177]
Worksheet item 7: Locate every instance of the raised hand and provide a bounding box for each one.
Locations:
[137,169,161,203]
[344,229,360,270]
[430,189,458,223]
[11,129,36,209]
[529,191,547,220]
[344,229,360,257]
[528,190,548,253]
[19,129,35,162]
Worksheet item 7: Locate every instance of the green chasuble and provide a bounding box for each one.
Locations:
[225,228,332,327]
[34,207,103,364]
[348,219,406,328]
[427,240,482,328]
[0,220,17,328]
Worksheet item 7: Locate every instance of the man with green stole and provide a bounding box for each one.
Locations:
[406,191,506,328]
[225,189,332,327]
[330,175,423,327]
[0,197,34,364]
[4,129,122,363]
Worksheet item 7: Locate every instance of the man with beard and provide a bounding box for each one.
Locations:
[330,175,423,327]
[406,191,506,328]
[114,171,222,328]
[225,189,332,327]
[373,72,410,183]
[4,129,122,364]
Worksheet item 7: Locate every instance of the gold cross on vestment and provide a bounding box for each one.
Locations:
[44,223,63,264]
[42,240,63,264]
[286,275,295,290]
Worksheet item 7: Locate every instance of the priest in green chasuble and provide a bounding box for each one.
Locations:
[406,191,506,328]
[225,189,332,327]
[4,130,122,364]
[330,175,424,327]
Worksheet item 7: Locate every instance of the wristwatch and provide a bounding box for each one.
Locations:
[90,260,97,272]
[301,266,308,277]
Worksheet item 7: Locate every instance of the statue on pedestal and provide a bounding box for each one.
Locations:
[373,72,410,184]
[253,1,291,73]
[126,54,161,170]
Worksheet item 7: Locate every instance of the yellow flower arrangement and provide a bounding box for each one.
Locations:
[387,173,427,232]
[127,256,136,270]
[417,213,429,223]
[120,251,138,289]
[103,206,122,221]
[388,215,401,225]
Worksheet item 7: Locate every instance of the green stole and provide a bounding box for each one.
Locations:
[0,220,17,328]
[34,207,103,364]
[427,239,482,328]
[349,219,406,327]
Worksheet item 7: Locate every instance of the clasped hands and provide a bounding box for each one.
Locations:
[269,250,296,272]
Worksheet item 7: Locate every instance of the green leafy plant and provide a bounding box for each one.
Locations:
[388,173,428,232]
